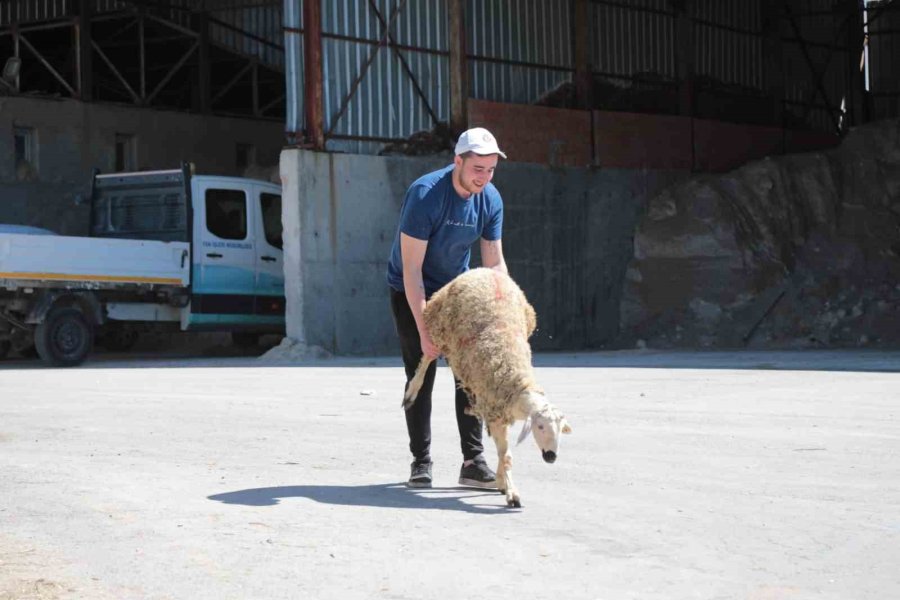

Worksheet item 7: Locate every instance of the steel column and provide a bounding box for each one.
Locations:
[197,6,211,113]
[845,0,867,126]
[139,14,146,101]
[303,0,325,149]
[574,0,592,110]
[675,0,695,117]
[762,0,785,128]
[449,0,467,136]
[77,0,93,101]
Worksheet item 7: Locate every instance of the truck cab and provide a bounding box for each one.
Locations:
[188,175,285,332]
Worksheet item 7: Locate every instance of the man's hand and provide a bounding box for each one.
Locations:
[420,329,440,360]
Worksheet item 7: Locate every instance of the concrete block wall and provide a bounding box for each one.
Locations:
[0,96,285,234]
[280,148,683,355]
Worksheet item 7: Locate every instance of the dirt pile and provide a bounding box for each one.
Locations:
[620,119,900,349]
[378,123,454,157]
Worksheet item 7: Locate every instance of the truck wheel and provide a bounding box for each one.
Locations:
[34,307,94,367]
[0,340,10,360]
[232,332,261,348]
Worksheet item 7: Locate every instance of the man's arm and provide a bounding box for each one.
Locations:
[480,237,508,275]
[400,233,440,360]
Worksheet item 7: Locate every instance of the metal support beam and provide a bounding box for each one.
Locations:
[77,0,93,101]
[196,7,211,113]
[146,41,199,105]
[675,0,694,117]
[260,93,286,116]
[13,29,20,92]
[367,0,440,128]
[325,1,408,139]
[252,61,259,116]
[17,33,76,96]
[762,0,785,128]
[303,0,325,149]
[573,0,592,110]
[139,15,146,100]
[211,61,253,105]
[448,0,467,135]
[92,40,141,103]
[844,0,867,126]
[783,0,843,135]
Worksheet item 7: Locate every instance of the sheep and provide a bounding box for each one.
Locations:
[402,267,572,508]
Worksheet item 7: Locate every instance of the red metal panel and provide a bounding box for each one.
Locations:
[784,130,840,154]
[467,99,592,167]
[303,0,324,150]
[693,119,784,172]
[593,111,692,170]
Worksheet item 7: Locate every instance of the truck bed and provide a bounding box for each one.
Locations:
[0,233,190,290]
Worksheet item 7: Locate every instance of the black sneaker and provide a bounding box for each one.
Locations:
[408,461,433,488]
[458,457,497,489]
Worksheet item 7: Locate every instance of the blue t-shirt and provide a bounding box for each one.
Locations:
[387,164,503,297]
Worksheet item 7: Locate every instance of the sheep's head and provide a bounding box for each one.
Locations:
[516,392,572,463]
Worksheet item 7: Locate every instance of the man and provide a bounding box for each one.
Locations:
[387,127,509,489]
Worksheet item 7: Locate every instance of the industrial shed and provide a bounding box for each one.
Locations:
[0,0,898,353]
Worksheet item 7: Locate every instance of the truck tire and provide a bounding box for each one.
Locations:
[232,332,261,348]
[34,307,95,367]
[0,340,10,360]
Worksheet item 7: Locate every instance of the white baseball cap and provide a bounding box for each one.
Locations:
[454,127,507,159]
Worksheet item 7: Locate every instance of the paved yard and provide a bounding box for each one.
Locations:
[1,350,898,599]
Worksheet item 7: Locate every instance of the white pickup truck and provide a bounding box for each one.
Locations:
[0,164,285,366]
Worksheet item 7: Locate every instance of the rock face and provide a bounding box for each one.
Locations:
[620,119,900,349]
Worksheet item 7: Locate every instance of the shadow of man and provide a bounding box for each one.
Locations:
[208,483,513,514]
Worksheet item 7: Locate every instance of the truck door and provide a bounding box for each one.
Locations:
[190,181,256,325]
[254,186,286,321]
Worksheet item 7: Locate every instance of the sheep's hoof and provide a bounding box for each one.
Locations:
[507,498,522,509]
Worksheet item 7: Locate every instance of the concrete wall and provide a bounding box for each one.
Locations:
[0,96,284,235]
[281,148,683,355]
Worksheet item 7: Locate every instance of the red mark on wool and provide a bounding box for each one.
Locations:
[458,334,476,347]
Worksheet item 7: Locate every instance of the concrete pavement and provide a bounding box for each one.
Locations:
[1,350,898,599]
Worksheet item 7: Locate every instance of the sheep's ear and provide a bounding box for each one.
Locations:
[516,416,533,446]
[561,419,572,434]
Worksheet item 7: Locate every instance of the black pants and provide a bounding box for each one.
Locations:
[389,288,484,464]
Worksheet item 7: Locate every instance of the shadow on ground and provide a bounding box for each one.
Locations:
[207,484,514,514]
[3,350,899,373]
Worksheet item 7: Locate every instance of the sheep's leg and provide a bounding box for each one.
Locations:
[402,356,434,410]
[490,419,521,508]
